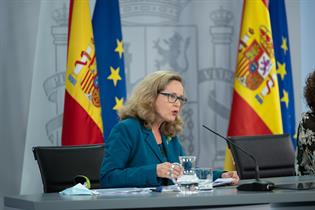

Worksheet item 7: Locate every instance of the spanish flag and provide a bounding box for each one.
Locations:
[224,0,283,170]
[61,0,103,145]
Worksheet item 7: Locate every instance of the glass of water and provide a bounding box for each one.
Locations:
[195,167,213,190]
[176,156,199,193]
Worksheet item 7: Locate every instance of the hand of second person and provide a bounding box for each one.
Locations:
[156,162,182,179]
[221,171,240,185]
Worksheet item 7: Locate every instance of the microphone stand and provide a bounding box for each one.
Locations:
[202,125,275,191]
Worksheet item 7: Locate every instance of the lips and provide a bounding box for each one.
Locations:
[171,110,178,116]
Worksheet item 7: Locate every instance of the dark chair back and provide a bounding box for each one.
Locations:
[227,134,295,179]
[33,144,105,193]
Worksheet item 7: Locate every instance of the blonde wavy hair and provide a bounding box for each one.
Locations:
[118,70,184,136]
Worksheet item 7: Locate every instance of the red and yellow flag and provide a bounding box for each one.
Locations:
[224,0,283,170]
[61,0,103,145]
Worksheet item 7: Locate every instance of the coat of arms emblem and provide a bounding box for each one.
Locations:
[236,25,274,91]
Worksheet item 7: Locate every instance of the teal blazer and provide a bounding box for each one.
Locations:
[100,118,223,188]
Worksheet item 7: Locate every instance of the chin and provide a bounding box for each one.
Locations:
[167,117,177,122]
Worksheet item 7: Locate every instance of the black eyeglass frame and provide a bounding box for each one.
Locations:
[159,92,188,105]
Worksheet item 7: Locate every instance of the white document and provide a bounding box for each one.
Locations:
[93,187,151,196]
[213,178,234,187]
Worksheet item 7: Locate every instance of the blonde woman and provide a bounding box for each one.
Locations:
[100,70,239,188]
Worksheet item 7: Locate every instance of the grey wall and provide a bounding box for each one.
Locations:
[286,0,302,121]
[0,0,40,209]
[300,0,315,113]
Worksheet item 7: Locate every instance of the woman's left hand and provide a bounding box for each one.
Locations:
[221,171,240,185]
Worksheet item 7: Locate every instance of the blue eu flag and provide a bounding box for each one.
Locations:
[269,0,296,148]
[92,0,126,140]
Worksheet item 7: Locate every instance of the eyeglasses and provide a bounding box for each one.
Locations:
[159,92,188,105]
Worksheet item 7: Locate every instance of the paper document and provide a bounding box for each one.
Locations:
[213,178,233,187]
[93,187,151,196]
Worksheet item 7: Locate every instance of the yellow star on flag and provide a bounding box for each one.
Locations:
[281,89,289,108]
[115,39,124,58]
[113,97,124,111]
[107,66,121,86]
[277,61,287,80]
[281,37,288,54]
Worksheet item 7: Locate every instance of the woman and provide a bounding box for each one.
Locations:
[296,71,315,175]
[100,70,239,188]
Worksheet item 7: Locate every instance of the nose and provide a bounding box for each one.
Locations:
[174,99,181,107]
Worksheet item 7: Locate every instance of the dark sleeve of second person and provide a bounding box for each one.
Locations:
[296,112,315,175]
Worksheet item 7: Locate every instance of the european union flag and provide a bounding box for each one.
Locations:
[92,0,126,140]
[269,0,296,148]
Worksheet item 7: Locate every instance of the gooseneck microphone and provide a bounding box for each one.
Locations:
[202,124,275,191]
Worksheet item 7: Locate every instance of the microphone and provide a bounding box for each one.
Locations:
[202,124,275,191]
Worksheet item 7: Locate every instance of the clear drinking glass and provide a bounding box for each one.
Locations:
[195,167,213,190]
[176,156,199,193]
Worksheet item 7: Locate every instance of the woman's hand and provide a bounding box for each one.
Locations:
[156,162,182,179]
[221,171,240,185]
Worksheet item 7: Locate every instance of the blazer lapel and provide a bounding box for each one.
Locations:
[142,128,164,162]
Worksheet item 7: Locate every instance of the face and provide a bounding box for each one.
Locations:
[154,80,185,124]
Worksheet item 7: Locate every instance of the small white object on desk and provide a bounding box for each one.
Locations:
[59,183,99,196]
[93,187,151,196]
[213,178,234,187]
